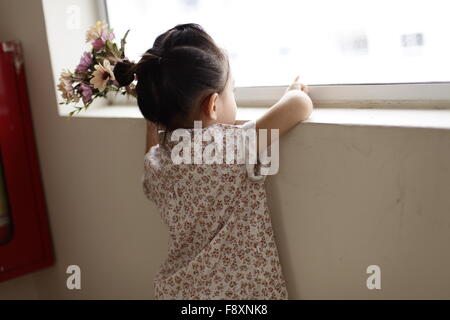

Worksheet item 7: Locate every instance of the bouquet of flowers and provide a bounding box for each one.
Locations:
[58,21,136,116]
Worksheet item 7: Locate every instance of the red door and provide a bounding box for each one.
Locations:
[0,41,54,282]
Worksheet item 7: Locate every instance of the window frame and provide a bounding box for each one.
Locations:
[99,0,450,110]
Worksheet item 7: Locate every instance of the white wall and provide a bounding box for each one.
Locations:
[0,0,449,299]
[0,0,166,299]
[268,124,450,299]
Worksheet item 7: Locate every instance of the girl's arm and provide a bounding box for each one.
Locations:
[145,120,159,154]
[255,76,313,147]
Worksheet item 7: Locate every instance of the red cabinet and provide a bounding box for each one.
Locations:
[0,41,54,282]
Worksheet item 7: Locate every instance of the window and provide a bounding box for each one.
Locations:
[103,0,450,108]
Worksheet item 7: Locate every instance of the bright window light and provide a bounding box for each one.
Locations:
[105,0,450,88]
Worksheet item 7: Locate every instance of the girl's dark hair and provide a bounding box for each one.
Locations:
[113,23,230,131]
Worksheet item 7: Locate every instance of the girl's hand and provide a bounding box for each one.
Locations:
[254,75,314,153]
[284,75,309,95]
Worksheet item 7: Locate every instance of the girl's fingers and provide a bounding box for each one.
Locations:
[289,76,300,88]
[288,76,300,88]
[286,75,309,94]
[301,83,309,94]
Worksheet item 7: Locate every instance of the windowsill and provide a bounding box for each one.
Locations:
[59,105,450,130]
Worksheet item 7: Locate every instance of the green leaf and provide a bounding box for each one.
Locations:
[105,40,120,58]
[120,30,130,58]
[112,42,119,54]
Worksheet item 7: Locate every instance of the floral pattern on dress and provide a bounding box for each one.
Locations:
[142,120,288,299]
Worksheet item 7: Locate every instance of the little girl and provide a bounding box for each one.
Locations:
[114,23,313,300]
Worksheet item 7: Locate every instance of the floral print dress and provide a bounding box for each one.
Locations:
[142,120,288,300]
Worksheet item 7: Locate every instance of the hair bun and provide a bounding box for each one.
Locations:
[114,60,136,87]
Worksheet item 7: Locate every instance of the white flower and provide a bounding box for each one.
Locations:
[89,59,115,92]
[86,21,109,42]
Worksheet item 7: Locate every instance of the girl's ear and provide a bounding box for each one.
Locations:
[202,92,218,121]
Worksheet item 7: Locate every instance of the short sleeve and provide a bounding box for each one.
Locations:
[240,120,266,182]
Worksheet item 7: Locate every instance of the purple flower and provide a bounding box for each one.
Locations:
[79,83,93,105]
[92,39,105,51]
[101,31,115,41]
[92,32,115,51]
[75,52,92,73]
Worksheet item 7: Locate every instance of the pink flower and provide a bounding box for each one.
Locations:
[101,31,115,41]
[75,52,92,73]
[91,31,115,51]
[92,39,105,51]
[79,83,93,105]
